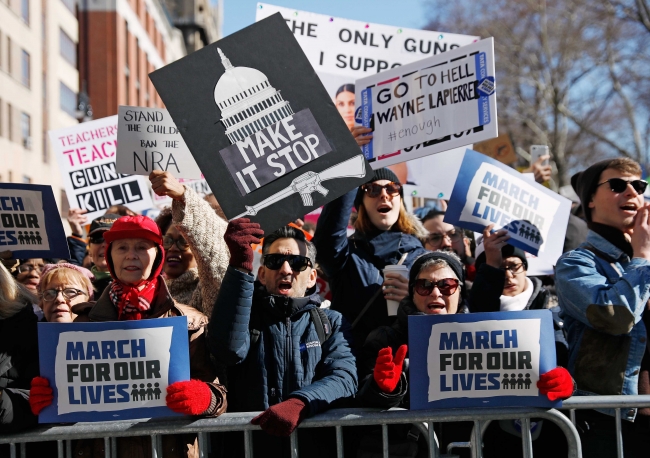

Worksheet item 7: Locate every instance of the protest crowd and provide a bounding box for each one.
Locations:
[2,3,650,458]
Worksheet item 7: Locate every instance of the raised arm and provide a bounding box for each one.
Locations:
[313,189,356,278]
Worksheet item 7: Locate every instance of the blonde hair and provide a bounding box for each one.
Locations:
[39,266,93,299]
[354,201,422,236]
[0,262,35,319]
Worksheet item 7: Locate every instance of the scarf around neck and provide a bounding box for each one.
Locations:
[499,277,534,312]
[587,222,634,258]
[109,277,160,320]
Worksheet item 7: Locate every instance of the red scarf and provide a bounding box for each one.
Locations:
[109,278,160,320]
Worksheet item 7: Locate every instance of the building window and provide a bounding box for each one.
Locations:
[7,37,12,75]
[21,50,30,87]
[7,103,13,142]
[0,99,3,137]
[59,28,76,66]
[61,0,76,15]
[60,81,77,117]
[21,112,31,149]
[21,0,29,25]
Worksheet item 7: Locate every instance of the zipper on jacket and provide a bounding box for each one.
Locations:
[285,316,292,399]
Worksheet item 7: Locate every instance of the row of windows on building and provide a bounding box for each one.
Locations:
[0,99,31,149]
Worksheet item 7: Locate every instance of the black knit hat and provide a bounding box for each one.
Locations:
[475,244,528,271]
[570,160,616,223]
[354,167,403,209]
[409,251,465,298]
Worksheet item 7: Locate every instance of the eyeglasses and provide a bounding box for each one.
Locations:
[596,178,647,194]
[41,288,87,302]
[361,182,402,198]
[502,263,525,274]
[413,278,460,296]
[261,254,312,272]
[16,264,44,274]
[163,235,190,251]
[89,233,105,244]
[426,228,464,246]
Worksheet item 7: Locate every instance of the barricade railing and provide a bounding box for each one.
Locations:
[2,395,649,458]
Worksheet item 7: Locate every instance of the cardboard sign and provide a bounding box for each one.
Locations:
[116,106,203,179]
[150,14,373,233]
[408,310,558,409]
[0,184,70,259]
[49,116,154,220]
[37,317,190,423]
[356,39,498,167]
[445,149,571,257]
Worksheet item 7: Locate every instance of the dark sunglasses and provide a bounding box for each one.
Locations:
[597,178,647,194]
[361,182,402,198]
[262,254,312,272]
[413,278,460,297]
[163,235,190,251]
[89,233,105,244]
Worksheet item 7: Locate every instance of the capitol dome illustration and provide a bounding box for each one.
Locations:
[214,48,294,144]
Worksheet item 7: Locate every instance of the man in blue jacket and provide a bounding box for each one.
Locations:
[556,158,650,457]
[208,219,357,453]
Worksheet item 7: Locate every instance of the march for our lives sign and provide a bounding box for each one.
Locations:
[37,317,190,423]
[445,149,571,257]
[408,311,558,410]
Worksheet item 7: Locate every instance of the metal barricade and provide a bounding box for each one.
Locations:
[2,395,649,458]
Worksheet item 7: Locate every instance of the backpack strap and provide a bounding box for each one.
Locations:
[309,308,332,345]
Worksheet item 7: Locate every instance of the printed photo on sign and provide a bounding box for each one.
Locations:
[150,13,373,233]
[37,317,190,423]
[48,116,154,220]
[408,310,558,409]
[0,184,70,259]
[445,149,571,257]
[356,38,497,163]
[116,106,203,179]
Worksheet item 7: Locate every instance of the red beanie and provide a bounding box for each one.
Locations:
[104,216,165,281]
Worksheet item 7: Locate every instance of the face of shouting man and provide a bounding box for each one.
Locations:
[258,237,316,298]
[589,167,645,233]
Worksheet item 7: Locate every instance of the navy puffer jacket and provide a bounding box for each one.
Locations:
[207,267,357,415]
[313,190,428,349]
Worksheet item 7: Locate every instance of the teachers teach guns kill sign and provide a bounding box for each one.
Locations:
[37,317,190,422]
[49,116,154,221]
[150,13,373,233]
[408,311,558,409]
[445,149,571,257]
[356,38,498,167]
[0,183,70,259]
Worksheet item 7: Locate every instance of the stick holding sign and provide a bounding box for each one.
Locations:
[231,154,366,219]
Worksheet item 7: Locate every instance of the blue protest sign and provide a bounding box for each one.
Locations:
[37,316,190,423]
[408,310,558,410]
[444,149,571,256]
[0,183,70,259]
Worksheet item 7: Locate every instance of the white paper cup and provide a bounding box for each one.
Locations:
[383,264,410,316]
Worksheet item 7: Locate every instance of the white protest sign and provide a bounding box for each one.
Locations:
[356,38,498,166]
[49,116,154,220]
[116,106,203,179]
[445,150,571,257]
[256,3,478,99]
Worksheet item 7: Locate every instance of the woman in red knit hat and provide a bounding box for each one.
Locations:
[28,215,227,458]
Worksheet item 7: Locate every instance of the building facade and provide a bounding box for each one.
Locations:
[78,0,186,120]
[162,0,221,53]
[0,0,79,211]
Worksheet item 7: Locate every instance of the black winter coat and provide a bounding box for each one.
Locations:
[0,303,40,433]
[313,190,428,349]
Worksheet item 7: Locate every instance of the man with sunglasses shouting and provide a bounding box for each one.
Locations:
[208,219,357,456]
[556,158,650,458]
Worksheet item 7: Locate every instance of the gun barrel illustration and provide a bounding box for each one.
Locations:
[230,154,367,220]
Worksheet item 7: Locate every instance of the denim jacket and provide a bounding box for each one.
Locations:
[556,231,650,421]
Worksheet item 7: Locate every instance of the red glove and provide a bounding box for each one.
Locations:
[224,218,264,272]
[537,367,574,401]
[373,345,407,393]
[29,376,53,415]
[166,380,212,415]
[251,398,308,436]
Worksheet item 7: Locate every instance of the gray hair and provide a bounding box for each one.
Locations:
[262,226,317,266]
[416,251,462,280]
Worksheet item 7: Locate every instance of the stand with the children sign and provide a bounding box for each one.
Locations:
[408,310,559,410]
[37,317,190,423]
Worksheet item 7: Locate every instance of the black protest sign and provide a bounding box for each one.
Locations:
[149,13,372,233]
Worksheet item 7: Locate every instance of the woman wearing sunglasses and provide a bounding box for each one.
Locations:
[313,168,428,349]
[152,171,229,316]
